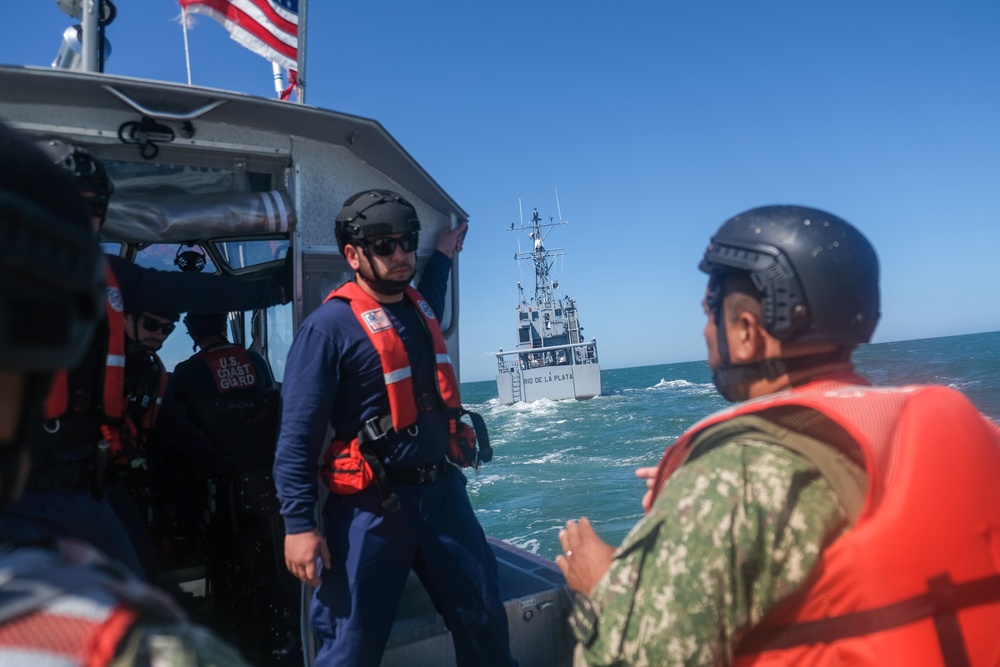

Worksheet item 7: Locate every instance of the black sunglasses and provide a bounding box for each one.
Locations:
[140,316,176,335]
[365,233,418,257]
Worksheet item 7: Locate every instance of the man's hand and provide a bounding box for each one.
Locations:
[284,529,331,587]
[556,517,615,595]
[636,466,657,512]
[435,221,469,259]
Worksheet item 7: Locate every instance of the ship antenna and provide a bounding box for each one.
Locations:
[555,186,563,222]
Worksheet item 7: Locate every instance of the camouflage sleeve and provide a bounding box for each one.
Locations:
[571,436,848,667]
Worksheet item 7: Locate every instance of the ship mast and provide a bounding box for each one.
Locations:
[512,208,567,308]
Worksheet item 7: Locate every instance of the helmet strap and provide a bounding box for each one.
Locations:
[712,327,850,403]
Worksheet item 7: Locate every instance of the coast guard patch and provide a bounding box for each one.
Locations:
[417,300,436,320]
[361,308,393,333]
[106,286,124,313]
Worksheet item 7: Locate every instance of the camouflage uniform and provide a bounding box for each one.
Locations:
[569,433,849,667]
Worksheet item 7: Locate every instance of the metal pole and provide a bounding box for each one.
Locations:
[296,0,308,103]
[81,0,99,72]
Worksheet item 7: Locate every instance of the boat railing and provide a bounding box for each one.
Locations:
[495,340,598,373]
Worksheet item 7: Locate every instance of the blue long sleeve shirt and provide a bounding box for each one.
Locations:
[274,251,453,534]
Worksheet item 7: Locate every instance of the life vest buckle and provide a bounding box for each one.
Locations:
[361,416,389,443]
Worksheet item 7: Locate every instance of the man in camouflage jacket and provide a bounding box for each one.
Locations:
[555,205,881,666]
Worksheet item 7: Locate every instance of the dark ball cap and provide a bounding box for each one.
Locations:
[334,189,420,253]
[183,312,227,340]
[0,122,104,372]
[700,205,880,346]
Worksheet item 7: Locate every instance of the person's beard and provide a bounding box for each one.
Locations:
[358,252,415,296]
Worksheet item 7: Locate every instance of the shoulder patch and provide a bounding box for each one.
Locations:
[417,300,436,320]
[361,308,393,333]
[106,286,124,313]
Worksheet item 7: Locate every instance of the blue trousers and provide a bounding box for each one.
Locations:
[311,465,515,667]
[0,487,145,578]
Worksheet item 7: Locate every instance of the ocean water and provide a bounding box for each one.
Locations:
[460,331,1000,560]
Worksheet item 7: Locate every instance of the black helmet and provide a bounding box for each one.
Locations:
[1,128,104,372]
[36,138,114,197]
[36,138,114,224]
[334,189,420,253]
[700,205,880,346]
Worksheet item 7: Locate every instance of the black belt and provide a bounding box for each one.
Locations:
[387,460,447,485]
[27,460,91,492]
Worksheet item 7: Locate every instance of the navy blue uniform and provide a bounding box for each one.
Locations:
[0,254,285,577]
[274,251,514,667]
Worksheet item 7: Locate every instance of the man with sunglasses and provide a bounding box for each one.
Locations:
[0,139,290,579]
[274,190,516,666]
[105,310,233,581]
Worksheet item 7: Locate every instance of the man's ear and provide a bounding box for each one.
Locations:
[344,243,362,271]
[729,311,767,364]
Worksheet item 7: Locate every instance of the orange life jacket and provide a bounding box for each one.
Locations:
[324,281,461,430]
[651,374,1000,666]
[44,262,126,426]
[316,282,471,510]
[193,344,260,393]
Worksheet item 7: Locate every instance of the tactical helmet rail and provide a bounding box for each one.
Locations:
[700,205,880,347]
[36,138,114,225]
[334,189,421,254]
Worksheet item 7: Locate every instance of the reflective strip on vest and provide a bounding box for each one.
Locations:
[384,367,413,385]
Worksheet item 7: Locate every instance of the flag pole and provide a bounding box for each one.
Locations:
[296,0,307,104]
[182,8,193,85]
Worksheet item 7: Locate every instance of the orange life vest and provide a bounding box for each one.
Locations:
[324,281,462,429]
[193,344,260,393]
[651,374,1000,666]
[316,282,470,509]
[44,262,126,425]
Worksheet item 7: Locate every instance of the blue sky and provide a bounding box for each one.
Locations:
[4,2,998,382]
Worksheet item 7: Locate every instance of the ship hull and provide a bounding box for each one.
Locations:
[496,342,601,404]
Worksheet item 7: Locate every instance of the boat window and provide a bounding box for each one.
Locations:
[214,237,290,273]
[134,242,218,274]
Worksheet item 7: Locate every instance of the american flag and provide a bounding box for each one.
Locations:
[180,0,299,72]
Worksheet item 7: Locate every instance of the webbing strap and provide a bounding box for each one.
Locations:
[737,572,1000,663]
